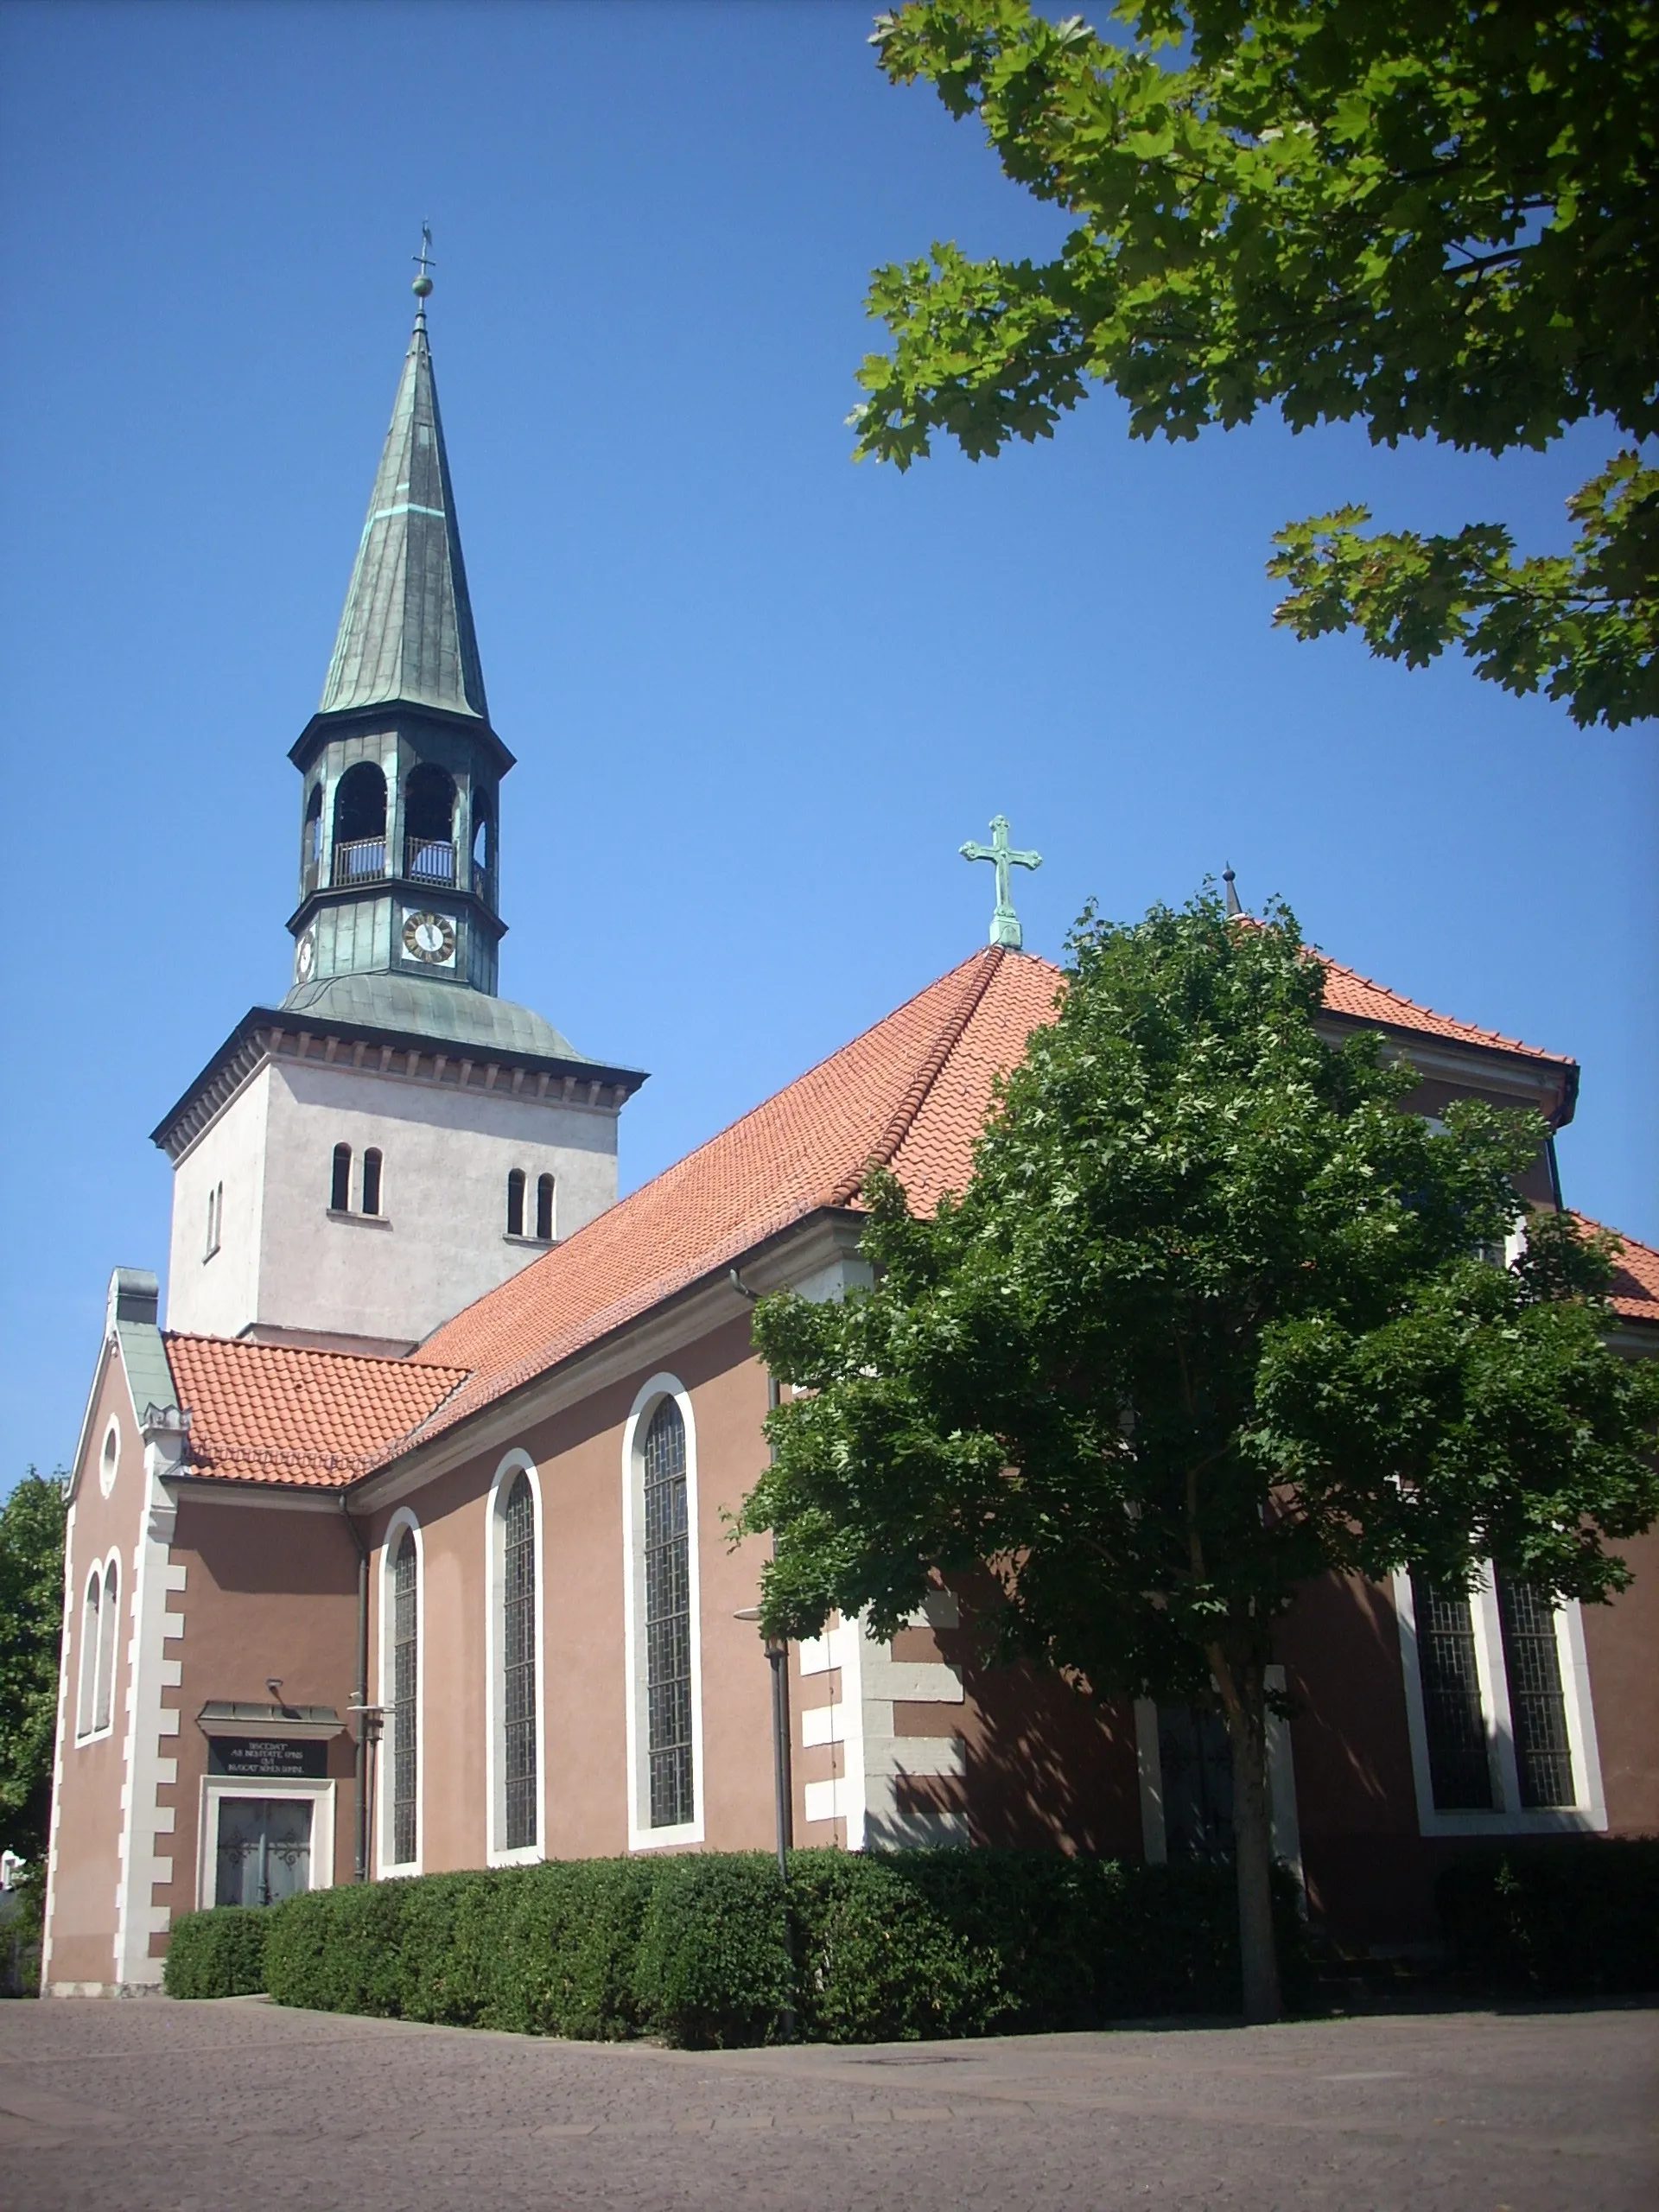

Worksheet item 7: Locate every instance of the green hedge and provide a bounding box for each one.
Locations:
[163,1904,273,1999]
[172,1848,1308,2044]
[1437,1838,1659,1995]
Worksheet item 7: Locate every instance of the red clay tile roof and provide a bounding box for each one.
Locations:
[404,948,1057,1451]
[154,940,1597,1482]
[1316,956,1574,1067]
[164,1334,469,1487]
[1571,1217,1659,1327]
[397,941,1586,1459]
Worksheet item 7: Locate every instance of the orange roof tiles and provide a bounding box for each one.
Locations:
[1316,955,1574,1067]
[1572,1217,1659,1328]
[164,1334,468,1486]
[406,949,1058,1451]
[397,941,1590,1459]
[159,938,1610,1484]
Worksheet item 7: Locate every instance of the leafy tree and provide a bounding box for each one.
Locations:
[738,897,1659,2020]
[0,1471,69,1862]
[853,1,1659,727]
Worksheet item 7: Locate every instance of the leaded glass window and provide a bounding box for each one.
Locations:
[1156,1702,1235,1860]
[214,1796,312,1908]
[501,1472,537,1850]
[94,1560,118,1735]
[643,1398,693,1827]
[390,1528,418,1866]
[1497,1577,1574,1808]
[1410,1574,1493,1809]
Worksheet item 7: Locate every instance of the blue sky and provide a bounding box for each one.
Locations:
[3,1,1653,1491]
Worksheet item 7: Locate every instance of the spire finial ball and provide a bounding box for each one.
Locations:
[412,273,434,298]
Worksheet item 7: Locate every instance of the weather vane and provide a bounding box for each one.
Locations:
[413,223,435,301]
[961,814,1042,950]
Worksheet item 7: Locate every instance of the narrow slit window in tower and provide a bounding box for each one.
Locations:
[506,1169,525,1238]
[331,1144,353,1213]
[361,1148,383,1217]
[535,1174,554,1242]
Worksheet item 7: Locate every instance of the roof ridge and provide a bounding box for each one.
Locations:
[412,945,1024,1346]
[831,946,1006,1206]
[162,1330,467,1376]
[1316,951,1572,1065]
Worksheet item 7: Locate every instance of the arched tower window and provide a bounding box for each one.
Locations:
[501,1472,537,1850]
[404,764,457,887]
[471,791,493,906]
[332,762,387,885]
[535,1174,555,1243]
[505,1168,525,1238]
[302,781,323,893]
[331,1143,353,1213]
[390,1527,419,1867]
[643,1398,693,1828]
[361,1148,383,1217]
[94,1557,119,1735]
[76,1571,100,1738]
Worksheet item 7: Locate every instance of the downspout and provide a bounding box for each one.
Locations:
[1546,1132,1566,1214]
[340,1493,370,1884]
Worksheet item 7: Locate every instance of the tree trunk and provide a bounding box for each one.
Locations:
[1226,1666,1282,2025]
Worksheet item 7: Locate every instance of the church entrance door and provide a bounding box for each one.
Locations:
[213,1796,313,1908]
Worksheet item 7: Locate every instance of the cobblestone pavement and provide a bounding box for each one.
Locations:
[1,1996,1654,2210]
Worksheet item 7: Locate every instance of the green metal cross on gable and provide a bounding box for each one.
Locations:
[960,814,1042,950]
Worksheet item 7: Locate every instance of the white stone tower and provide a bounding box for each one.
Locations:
[156,271,645,1354]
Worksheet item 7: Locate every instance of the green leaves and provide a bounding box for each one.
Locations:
[855,0,1659,723]
[0,1469,67,1860]
[1268,454,1659,727]
[736,887,1659,1705]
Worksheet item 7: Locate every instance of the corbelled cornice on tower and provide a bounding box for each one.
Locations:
[319,304,488,722]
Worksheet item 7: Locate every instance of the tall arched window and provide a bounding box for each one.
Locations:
[535,1174,555,1243]
[643,1399,693,1828]
[331,761,387,883]
[501,1473,537,1849]
[471,791,493,906]
[505,1168,526,1238]
[302,781,323,893]
[404,764,457,885]
[361,1147,384,1217]
[94,1557,119,1735]
[390,1527,419,1866]
[331,1143,353,1212]
[76,1571,100,1738]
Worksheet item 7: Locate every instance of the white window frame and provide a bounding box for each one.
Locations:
[621,1374,705,1852]
[484,1450,545,1866]
[98,1419,120,1499]
[1134,1666,1303,1883]
[377,1508,425,1876]
[1394,1566,1607,1836]
[93,1554,120,1736]
[194,1777,337,1910]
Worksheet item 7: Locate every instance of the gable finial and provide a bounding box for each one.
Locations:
[961,814,1042,950]
[412,223,435,310]
[1223,863,1243,918]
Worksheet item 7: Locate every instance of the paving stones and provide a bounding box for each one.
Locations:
[0,1995,1653,2210]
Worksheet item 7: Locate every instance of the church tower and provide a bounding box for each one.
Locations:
[154,268,645,1355]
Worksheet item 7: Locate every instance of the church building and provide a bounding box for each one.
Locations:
[41,279,1659,1997]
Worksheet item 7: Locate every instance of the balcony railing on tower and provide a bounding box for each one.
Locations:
[332,836,386,886]
[405,836,457,887]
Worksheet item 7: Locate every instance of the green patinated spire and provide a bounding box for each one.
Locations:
[320,280,487,721]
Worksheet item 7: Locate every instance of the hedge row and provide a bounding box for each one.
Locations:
[165,1848,1308,2044]
[1436,1839,1659,1995]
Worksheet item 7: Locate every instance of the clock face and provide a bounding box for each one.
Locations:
[294,928,316,983]
[402,909,457,967]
